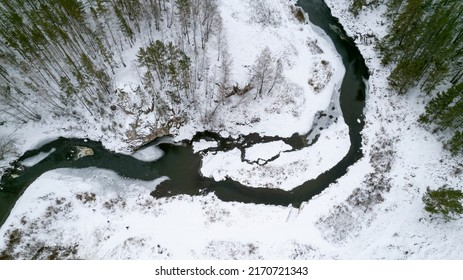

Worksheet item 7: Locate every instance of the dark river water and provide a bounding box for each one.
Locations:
[0,0,369,227]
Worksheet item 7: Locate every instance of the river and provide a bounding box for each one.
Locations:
[0,0,369,227]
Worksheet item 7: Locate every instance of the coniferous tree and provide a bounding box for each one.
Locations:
[381,0,462,94]
[448,131,463,155]
[0,0,224,141]
[423,186,463,221]
[378,0,463,156]
[138,40,191,104]
[419,83,463,153]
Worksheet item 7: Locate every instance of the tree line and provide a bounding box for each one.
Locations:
[350,0,463,155]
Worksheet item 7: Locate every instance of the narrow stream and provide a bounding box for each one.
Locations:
[0,0,369,227]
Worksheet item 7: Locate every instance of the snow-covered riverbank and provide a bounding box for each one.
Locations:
[0,168,338,259]
[319,0,463,258]
[199,120,349,191]
[0,0,350,259]
[0,0,348,191]
[0,0,347,183]
[181,0,349,190]
[1,0,462,259]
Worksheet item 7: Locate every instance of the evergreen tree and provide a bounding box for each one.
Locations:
[381,0,462,94]
[448,131,463,155]
[0,0,219,137]
[423,186,463,221]
[138,40,191,103]
[349,0,381,17]
[419,83,463,154]
[379,0,463,156]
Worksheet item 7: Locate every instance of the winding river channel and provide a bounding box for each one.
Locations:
[0,0,369,227]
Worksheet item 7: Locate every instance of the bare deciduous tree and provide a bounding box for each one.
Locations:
[250,47,284,99]
[219,48,233,103]
[0,134,17,161]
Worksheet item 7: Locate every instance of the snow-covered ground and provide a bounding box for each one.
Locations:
[200,120,349,191]
[1,0,348,189]
[1,0,462,259]
[187,0,349,191]
[318,0,463,258]
[0,168,337,259]
[0,0,346,164]
[177,0,345,139]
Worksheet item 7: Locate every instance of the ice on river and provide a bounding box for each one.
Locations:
[130,145,164,162]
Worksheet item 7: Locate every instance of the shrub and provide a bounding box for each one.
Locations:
[0,135,17,161]
[292,8,305,23]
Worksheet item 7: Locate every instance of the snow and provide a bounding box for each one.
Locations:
[200,120,349,190]
[0,168,337,259]
[176,0,345,139]
[244,141,292,162]
[184,0,349,191]
[1,0,348,191]
[1,0,462,260]
[20,148,56,167]
[130,145,164,162]
[0,0,345,163]
[0,0,351,259]
[317,0,463,258]
[192,140,218,153]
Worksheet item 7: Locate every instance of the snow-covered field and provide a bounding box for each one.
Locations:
[1,0,462,259]
[0,168,337,259]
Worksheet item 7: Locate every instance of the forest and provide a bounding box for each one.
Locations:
[0,0,222,124]
[0,0,286,149]
[350,0,463,155]
[1,0,461,154]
